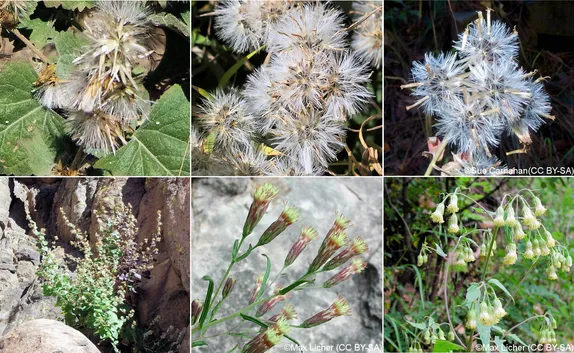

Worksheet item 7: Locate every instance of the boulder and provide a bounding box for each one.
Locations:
[0,319,101,353]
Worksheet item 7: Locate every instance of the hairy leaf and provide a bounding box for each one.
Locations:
[94,85,190,176]
[432,339,465,353]
[0,61,66,175]
[43,0,96,11]
[20,19,58,49]
[464,283,481,308]
[54,31,89,78]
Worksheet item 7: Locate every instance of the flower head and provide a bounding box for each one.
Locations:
[322,237,368,271]
[431,202,445,223]
[448,213,460,234]
[284,227,318,268]
[256,205,300,246]
[242,317,291,353]
[192,299,203,325]
[447,193,459,213]
[223,277,236,298]
[243,183,280,237]
[350,1,382,68]
[323,258,367,288]
[300,295,351,328]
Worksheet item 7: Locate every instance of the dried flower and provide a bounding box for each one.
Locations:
[300,295,351,328]
[284,227,318,268]
[322,237,368,271]
[243,183,280,237]
[256,205,300,246]
[323,258,367,288]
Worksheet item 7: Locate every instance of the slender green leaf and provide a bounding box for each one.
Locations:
[256,254,271,302]
[278,279,313,295]
[198,276,214,330]
[405,319,426,330]
[226,345,238,353]
[192,340,207,347]
[434,243,447,257]
[488,278,514,303]
[239,314,301,347]
[432,339,465,352]
[235,245,253,261]
[218,46,265,88]
[408,264,425,309]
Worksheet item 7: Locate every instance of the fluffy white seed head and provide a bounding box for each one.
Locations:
[351,1,382,68]
[67,110,123,155]
[266,3,347,54]
[197,88,259,154]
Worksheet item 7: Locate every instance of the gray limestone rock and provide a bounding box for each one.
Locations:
[192,178,383,353]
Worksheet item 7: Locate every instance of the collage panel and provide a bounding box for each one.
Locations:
[192,178,382,352]
[191,1,382,176]
[0,177,190,353]
[0,1,190,176]
[384,1,574,176]
[384,177,574,352]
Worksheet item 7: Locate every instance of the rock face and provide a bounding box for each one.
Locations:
[192,178,383,352]
[0,319,100,353]
[0,177,190,353]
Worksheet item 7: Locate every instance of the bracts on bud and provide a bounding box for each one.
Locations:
[241,318,291,353]
[249,275,264,305]
[256,205,300,247]
[284,227,318,268]
[223,277,236,298]
[268,303,298,323]
[308,230,348,273]
[316,213,351,253]
[192,299,203,325]
[243,184,280,238]
[300,295,351,328]
[256,293,286,317]
[323,258,367,288]
[322,237,368,271]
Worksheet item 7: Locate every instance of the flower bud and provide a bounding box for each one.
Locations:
[448,213,459,234]
[547,264,558,280]
[513,223,526,242]
[505,206,517,227]
[480,243,487,257]
[545,230,556,248]
[540,242,550,256]
[479,301,490,325]
[431,203,445,223]
[423,330,430,344]
[301,295,351,328]
[522,206,540,229]
[242,318,290,353]
[438,329,445,340]
[566,255,573,268]
[447,194,459,213]
[243,184,279,237]
[256,205,300,247]
[448,330,455,341]
[284,227,317,268]
[192,299,203,325]
[465,308,477,329]
[493,298,506,319]
[315,214,350,257]
[269,303,298,323]
[223,277,236,298]
[533,197,546,216]
[503,243,517,265]
[308,230,347,273]
[552,318,557,329]
[256,294,286,317]
[249,275,264,305]
[323,258,367,288]
[494,206,505,227]
[322,237,368,271]
[532,239,541,256]
[417,254,424,267]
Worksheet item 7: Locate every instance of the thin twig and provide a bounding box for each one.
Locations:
[10,28,50,64]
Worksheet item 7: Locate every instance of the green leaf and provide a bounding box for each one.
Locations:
[476,321,492,352]
[192,340,207,347]
[434,243,448,258]
[94,85,190,176]
[54,31,89,79]
[464,283,481,308]
[278,279,313,295]
[218,46,265,88]
[0,61,67,175]
[192,28,213,46]
[20,19,58,49]
[43,0,96,11]
[494,336,508,353]
[432,339,465,353]
[256,254,271,302]
[149,12,190,37]
[197,276,214,330]
[239,314,301,347]
[405,319,426,330]
[488,278,514,303]
[234,245,253,261]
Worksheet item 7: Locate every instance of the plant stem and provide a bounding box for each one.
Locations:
[504,258,538,310]
[503,315,545,337]
[481,227,498,281]
[444,237,467,348]
[424,138,448,176]
[10,28,50,64]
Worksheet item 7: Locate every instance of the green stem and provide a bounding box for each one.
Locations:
[481,227,498,282]
[424,137,449,176]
